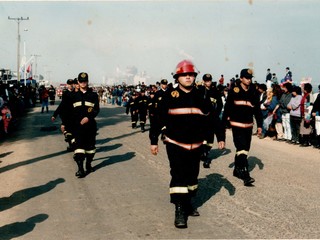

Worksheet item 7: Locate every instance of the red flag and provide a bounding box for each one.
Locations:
[26,64,31,73]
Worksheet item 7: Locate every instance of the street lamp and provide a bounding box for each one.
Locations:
[8,16,29,84]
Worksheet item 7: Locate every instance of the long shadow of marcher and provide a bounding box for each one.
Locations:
[0,214,48,240]
[93,152,135,171]
[0,178,65,212]
[95,129,143,145]
[0,150,68,174]
[0,151,13,159]
[228,156,264,172]
[194,173,235,209]
[96,144,122,153]
[209,148,232,162]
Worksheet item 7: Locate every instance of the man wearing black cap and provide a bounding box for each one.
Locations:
[70,72,100,178]
[198,73,225,168]
[52,79,75,151]
[222,68,262,186]
[126,91,139,128]
[154,79,169,107]
[136,88,149,132]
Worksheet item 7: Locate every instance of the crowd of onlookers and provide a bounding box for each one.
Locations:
[0,81,40,138]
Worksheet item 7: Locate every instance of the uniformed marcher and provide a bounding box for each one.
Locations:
[126,91,139,128]
[147,90,157,128]
[51,79,75,151]
[150,60,222,229]
[136,88,149,132]
[154,79,169,108]
[70,72,99,178]
[198,73,225,168]
[222,68,262,186]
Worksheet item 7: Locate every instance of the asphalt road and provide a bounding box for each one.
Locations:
[1,102,320,239]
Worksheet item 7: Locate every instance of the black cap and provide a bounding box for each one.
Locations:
[202,73,212,81]
[67,79,74,85]
[78,72,89,82]
[160,79,168,84]
[240,68,254,79]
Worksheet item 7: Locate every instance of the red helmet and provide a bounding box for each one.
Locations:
[172,60,199,79]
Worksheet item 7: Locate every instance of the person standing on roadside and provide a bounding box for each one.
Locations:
[71,72,99,178]
[278,82,293,142]
[222,68,262,186]
[287,86,302,145]
[149,60,219,229]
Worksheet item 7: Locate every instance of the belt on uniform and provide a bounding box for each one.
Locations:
[163,136,203,150]
[230,121,254,128]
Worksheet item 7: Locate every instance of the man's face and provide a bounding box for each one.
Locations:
[240,77,252,87]
[161,83,168,90]
[79,80,88,90]
[177,73,196,90]
[203,80,212,88]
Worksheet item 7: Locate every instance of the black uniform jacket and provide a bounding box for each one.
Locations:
[71,88,99,127]
[126,97,138,114]
[223,83,262,129]
[53,89,74,126]
[150,86,212,145]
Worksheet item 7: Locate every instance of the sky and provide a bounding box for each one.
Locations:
[1,0,320,87]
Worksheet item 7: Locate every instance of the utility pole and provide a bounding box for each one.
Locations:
[8,16,29,84]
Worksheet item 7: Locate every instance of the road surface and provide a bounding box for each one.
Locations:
[1,103,320,239]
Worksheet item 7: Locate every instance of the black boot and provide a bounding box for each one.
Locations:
[201,146,211,168]
[85,156,95,174]
[41,107,44,113]
[74,155,86,178]
[174,204,187,228]
[185,202,200,217]
[141,123,145,132]
[132,122,136,129]
[233,167,255,186]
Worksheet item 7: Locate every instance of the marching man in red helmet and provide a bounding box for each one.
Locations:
[150,60,224,228]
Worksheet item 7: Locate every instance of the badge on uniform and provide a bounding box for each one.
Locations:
[81,73,87,78]
[210,97,217,103]
[88,107,93,113]
[171,90,179,98]
[233,87,240,93]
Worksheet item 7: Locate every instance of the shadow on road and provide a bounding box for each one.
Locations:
[96,128,142,144]
[0,214,49,240]
[0,150,69,174]
[228,156,264,172]
[96,143,122,153]
[195,173,236,209]
[0,151,14,159]
[0,178,65,212]
[93,152,136,171]
[210,148,232,162]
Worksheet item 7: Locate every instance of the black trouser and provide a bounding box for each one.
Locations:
[130,111,138,127]
[166,143,202,204]
[73,122,97,165]
[139,111,147,126]
[232,127,252,168]
[290,115,301,142]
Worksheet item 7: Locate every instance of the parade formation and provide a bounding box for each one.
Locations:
[2,60,320,236]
